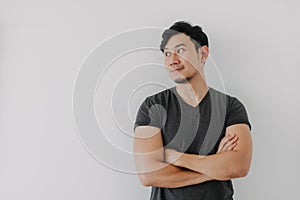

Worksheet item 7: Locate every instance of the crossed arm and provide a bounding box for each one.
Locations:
[134,126,211,188]
[134,124,252,188]
[165,124,252,180]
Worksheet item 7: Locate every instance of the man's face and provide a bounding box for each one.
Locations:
[163,33,204,84]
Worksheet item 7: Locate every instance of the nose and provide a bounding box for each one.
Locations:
[169,53,180,66]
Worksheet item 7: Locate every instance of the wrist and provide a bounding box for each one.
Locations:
[177,153,206,167]
[176,152,187,167]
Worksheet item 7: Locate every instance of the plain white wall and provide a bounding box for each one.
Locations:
[1,0,299,199]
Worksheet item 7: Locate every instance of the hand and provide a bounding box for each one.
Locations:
[164,148,181,165]
[217,133,239,153]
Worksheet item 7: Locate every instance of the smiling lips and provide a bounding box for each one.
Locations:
[171,66,184,72]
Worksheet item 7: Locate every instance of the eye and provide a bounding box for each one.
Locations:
[177,47,185,54]
[164,51,171,57]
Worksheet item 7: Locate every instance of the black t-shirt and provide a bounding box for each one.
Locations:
[134,86,251,200]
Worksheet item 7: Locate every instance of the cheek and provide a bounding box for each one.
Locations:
[182,56,195,67]
[163,58,169,66]
[185,56,199,68]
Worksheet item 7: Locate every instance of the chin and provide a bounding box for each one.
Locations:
[174,78,189,84]
[173,74,194,83]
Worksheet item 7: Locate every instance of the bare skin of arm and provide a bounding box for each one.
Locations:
[134,126,238,188]
[165,124,252,181]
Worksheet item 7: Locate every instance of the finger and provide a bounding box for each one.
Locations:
[218,137,229,152]
[228,133,236,140]
[218,134,238,153]
[218,134,235,152]
[227,142,237,151]
[222,134,235,144]
[227,139,238,151]
[223,136,239,150]
[217,137,227,151]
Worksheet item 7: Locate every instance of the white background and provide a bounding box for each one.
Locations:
[1,0,299,199]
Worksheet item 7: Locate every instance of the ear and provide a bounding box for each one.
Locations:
[199,46,209,64]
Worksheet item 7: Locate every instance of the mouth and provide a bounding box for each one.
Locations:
[171,66,184,72]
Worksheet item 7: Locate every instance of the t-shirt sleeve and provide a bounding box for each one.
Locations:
[133,97,166,132]
[225,97,251,130]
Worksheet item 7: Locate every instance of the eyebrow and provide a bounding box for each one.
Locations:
[164,43,187,50]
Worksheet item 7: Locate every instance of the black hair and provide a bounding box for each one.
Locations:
[160,21,209,53]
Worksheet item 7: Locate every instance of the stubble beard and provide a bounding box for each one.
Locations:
[173,73,195,84]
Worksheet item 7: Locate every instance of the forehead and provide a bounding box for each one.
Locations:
[164,33,193,49]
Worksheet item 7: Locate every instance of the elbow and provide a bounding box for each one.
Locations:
[138,173,153,187]
[216,164,250,180]
[232,164,250,178]
[237,166,250,178]
[237,160,251,178]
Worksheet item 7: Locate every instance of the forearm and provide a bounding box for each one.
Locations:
[177,151,250,180]
[139,161,212,188]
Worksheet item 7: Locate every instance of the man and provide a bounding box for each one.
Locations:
[134,21,252,200]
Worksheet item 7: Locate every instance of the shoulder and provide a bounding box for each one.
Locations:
[144,87,175,105]
[208,87,245,107]
[209,88,251,130]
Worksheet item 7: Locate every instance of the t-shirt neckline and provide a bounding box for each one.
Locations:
[171,86,211,109]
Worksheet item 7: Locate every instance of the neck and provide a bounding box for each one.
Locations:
[176,72,208,103]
